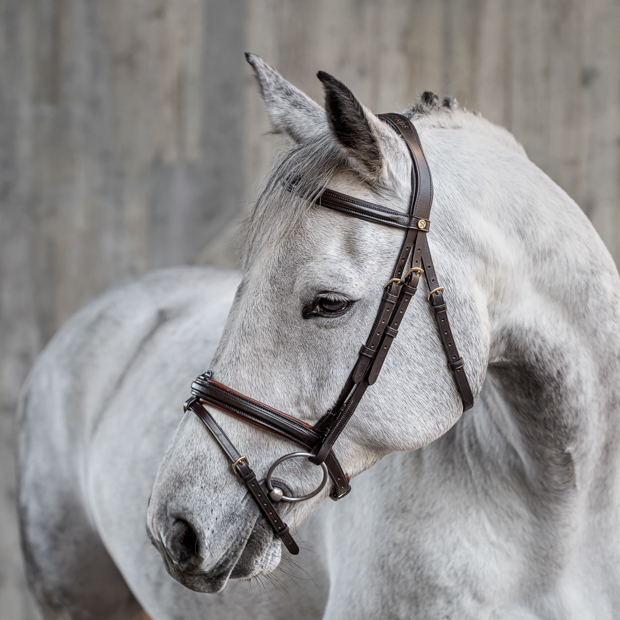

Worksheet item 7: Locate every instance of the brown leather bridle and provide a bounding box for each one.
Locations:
[183,113,474,555]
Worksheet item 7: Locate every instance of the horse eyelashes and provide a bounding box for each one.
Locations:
[302,295,353,319]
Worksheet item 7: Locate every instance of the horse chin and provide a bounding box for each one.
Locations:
[230,521,282,580]
[157,548,237,594]
[165,567,230,594]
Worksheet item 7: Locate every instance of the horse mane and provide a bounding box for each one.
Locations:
[405,91,527,158]
[242,92,526,266]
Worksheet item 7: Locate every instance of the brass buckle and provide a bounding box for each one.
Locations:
[383,278,403,288]
[231,455,249,475]
[428,286,445,301]
[404,267,424,280]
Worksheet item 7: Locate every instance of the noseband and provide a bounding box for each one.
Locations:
[183,113,474,555]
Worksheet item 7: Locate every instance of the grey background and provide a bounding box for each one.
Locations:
[2,1,619,618]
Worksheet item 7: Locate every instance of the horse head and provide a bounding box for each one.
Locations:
[147,54,503,593]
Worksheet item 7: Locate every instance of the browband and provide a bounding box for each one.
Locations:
[184,113,474,556]
[317,187,430,231]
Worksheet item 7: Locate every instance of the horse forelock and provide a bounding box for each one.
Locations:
[241,133,346,267]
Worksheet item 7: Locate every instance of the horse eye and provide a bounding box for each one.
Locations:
[302,294,353,319]
[315,298,349,314]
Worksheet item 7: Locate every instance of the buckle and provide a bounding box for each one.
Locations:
[231,455,249,475]
[404,267,424,280]
[427,286,445,301]
[384,278,403,289]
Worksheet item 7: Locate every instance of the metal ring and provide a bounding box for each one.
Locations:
[428,286,445,301]
[265,452,329,503]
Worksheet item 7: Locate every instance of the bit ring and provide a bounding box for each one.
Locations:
[265,452,329,503]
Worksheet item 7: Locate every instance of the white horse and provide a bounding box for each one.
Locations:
[18,54,620,619]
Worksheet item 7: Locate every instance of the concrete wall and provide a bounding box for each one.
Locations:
[2,1,619,617]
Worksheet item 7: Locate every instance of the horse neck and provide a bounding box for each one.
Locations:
[448,143,620,502]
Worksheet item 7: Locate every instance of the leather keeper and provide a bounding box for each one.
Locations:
[401,282,418,296]
[384,326,399,339]
[310,440,333,467]
[449,358,465,371]
[382,291,400,304]
[359,344,375,358]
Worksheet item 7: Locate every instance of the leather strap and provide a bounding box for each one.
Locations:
[419,238,474,410]
[309,114,431,464]
[308,113,473,464]
[186,397,299,554]
[317,188,430,231]
[367,274,421,385]
[351,228,417,384]
[379,113,433,218]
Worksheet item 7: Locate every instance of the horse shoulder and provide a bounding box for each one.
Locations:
[18,265,240,619]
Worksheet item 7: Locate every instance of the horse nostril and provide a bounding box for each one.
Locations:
[167,518,202,569]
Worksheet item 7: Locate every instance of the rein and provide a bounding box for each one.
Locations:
[184,113,474,555]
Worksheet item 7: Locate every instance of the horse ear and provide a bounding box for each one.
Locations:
[246,53,326,144]
[317,71,387,181]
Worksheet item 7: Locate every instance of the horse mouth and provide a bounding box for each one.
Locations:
[230,518,282,579]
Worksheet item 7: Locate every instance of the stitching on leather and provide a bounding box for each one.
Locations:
[202,398,313,446]
[321,189,405,217]
[323,203,408,228]
[206,383,314,430]
[201,386,320,443]
[198,396,306,444]
[322,200,428,231]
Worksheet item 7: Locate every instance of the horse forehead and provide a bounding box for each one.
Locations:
[247,209,387,284]
[243,236,363,303]
[243,166,412,294]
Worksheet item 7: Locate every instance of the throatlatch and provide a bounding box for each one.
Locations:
[184,113,474,555]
